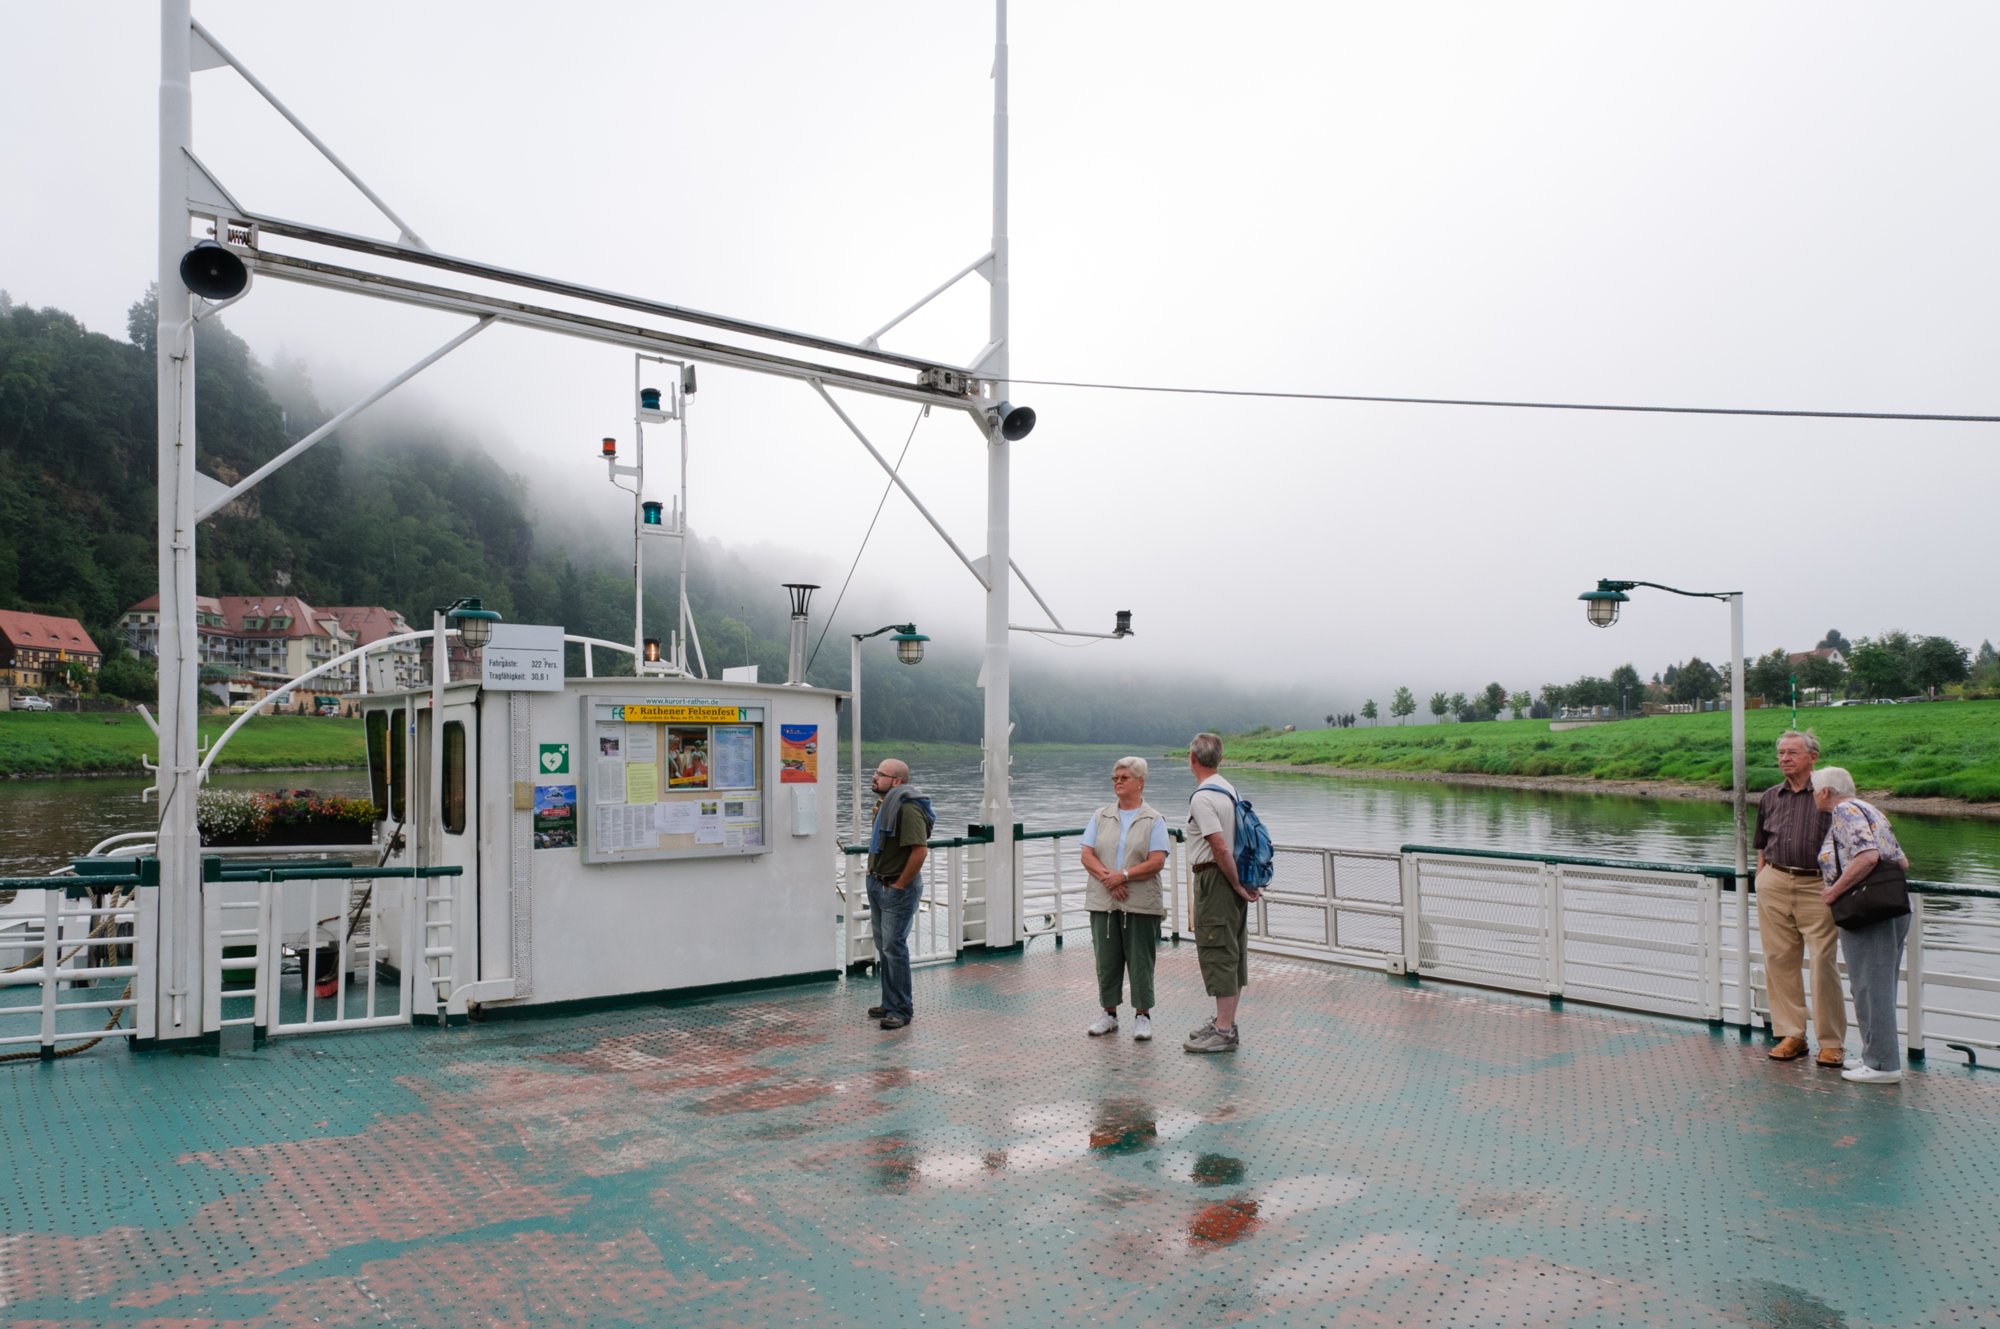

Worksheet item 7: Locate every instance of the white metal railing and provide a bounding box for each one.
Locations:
[0,886,141,1057]
[1405,851,1721,1022]
[839,841,967,971]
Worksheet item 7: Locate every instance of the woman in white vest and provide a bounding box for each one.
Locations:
[1078,756,1172,1040]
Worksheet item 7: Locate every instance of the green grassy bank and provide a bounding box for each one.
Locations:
[1222,701,2000,804]
[0,713,366,777]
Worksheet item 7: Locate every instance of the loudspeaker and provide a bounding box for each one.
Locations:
[989,400,1036,441]
[179,240,249,301]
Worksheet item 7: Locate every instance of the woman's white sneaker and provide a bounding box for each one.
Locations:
[1132,1014,1153,1041]
[1087,1012,1119,1037]
[1841,1064,1903,1084]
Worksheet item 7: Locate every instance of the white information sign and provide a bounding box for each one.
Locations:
[483,623,565,691]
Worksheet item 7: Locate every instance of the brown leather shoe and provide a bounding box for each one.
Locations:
[1817,1046,1848,1068]
[1769,1035,1808,1061]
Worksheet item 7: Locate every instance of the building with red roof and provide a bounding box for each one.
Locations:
[0,609,103,693]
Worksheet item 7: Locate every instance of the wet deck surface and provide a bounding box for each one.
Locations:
[5,942,1999,1328]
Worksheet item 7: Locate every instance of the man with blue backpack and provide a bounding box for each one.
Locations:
[1183,732,1271,1053]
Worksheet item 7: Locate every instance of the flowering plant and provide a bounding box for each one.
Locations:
[195,789,268,840]
[196,789,378,841]
[259,790,378,828]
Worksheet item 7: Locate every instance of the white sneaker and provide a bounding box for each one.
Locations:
[1841,1064,1903,1084]
[1087,1012,1119,1037]
[1133,1014,1153,1041]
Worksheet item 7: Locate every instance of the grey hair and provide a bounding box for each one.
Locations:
[1189,732,1224,769]
[1777,729,1820,759]
[1114,755,1149,782]
[1810,766,1857,797]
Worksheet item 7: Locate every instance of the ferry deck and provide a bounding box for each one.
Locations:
[6,938,1995,1328]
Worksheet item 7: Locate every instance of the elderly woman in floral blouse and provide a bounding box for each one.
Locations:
[1811,766,1913,1084]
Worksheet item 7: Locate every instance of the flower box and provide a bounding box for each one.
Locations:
[196,788,378,848]
[204,820,375,848]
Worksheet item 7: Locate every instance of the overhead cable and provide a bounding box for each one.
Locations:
[1005,377,2000,425]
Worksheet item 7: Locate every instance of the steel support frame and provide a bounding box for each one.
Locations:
[152,2,1038,1038]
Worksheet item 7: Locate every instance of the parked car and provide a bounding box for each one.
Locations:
[11,695,54,711]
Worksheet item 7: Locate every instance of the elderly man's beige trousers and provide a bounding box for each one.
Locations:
[1756,865,1847,1046]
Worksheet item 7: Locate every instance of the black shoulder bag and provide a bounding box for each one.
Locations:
[1829,804,1911,931]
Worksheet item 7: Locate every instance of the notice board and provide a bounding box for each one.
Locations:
[580,696,769,863]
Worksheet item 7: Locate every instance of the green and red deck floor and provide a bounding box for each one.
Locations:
[5,943,1997,1327]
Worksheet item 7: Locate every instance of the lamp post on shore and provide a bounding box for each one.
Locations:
[850,624,929,844]
[1581,578,1750,1029]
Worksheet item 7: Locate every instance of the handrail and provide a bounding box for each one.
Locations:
[1400,842,2000,899]
[210,864,463,884]
[1402,843,1742,881]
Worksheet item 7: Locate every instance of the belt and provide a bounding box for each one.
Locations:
[1769,865,1820,877]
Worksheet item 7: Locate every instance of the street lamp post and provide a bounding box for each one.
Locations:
[1581,578,1750,1029]
[849,624,929,844]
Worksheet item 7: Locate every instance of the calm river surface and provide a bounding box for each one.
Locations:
[5,749,1998,887]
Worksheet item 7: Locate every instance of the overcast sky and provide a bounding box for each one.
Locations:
[3,3,1995,708]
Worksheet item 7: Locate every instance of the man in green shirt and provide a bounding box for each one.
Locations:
[865,758,934,1030]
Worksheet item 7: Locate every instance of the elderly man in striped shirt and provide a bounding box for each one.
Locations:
[1755,730,1842,1067]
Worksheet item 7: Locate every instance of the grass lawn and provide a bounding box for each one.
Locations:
[0,712,365,777]
[1223,700,2000,803]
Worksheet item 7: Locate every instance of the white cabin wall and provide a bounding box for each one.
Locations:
[488,679,842,1008]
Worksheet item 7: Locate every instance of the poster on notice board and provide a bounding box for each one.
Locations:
[780,724,818,783]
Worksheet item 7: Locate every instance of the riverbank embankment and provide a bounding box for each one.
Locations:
[1235,761,2000,821]
[1223,700,2000,818]
[0,713,365,778]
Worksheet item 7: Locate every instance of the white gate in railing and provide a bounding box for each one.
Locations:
[202,872,429,1038]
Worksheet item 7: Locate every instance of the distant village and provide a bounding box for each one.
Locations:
[0,596,442,713]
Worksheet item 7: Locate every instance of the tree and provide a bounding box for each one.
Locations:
[1390,687,1416,724]
[1746,648,1792,704]
[1567,675,1616,708]
[1801,651,1846,696]
[1325,713,1336,728]
[1908,635,1970,696]
[1671,657,1722,704]
[1481,681,1507,719]
[1447,691,1469,722]
[1608,663,1643,713]
[1508,690,1531,719]
[1428,691,1449,720]
[1454,694,1479,723]
[97,654,156,701]
[1361,699,1378,725]
[1818,628,1851,653]
[1846,634,1911,699]
[1973,640,2000,691]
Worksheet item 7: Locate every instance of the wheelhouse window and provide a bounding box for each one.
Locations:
[365,711,390,815]
[442,720,467,835]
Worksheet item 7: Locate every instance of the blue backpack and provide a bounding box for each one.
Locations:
[1193,784,1275,890]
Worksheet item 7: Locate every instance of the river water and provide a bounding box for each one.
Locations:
[9,748,1997,887]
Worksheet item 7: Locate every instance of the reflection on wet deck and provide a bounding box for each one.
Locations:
[4,943,1998,1326]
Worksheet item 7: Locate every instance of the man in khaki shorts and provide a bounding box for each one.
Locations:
[1184,732,1258,1053]
[1755,730,1843,1067]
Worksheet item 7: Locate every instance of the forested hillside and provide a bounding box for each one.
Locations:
[0,289,1299,742]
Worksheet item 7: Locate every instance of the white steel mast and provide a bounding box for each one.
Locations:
[982,0,1018,948]
[152,0,201,1040]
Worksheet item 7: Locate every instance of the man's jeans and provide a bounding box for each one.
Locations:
[867,873,921,1020]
